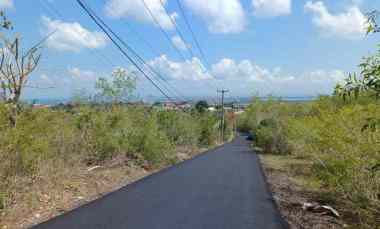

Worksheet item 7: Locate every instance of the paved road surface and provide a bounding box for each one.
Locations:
[32,136,287,229]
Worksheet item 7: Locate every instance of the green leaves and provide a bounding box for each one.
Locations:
[335,50,380,100]
[95,67,137,103]
[366,10,380,35]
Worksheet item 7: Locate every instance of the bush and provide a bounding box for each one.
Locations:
[288,102,380,211]
[0,102,225,213]
[198,113,219,146]
[0,103,222,179]
[238,96,380,227]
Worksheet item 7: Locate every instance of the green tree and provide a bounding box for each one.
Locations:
[95,67,137,103]
[366,10,379,34]
[334,10,380,99]
[195,100,208,113]
[0,11,12,30]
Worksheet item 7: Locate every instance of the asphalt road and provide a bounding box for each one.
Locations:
[32,136,287,229]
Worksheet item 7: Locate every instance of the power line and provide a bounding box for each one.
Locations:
[40,0,163,100]
[100,0,162,58]
[140,0,187,62]
[99,0,188,101]
[175,0,210,68]
[76,0,179,104]
[175,1,239,105]
[39,0,116,69]
[158,0,224,103]
[83,1,186,102]
[158,0,195,59]
[152,0,221,105]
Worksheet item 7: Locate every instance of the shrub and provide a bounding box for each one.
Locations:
[198,113,219,146]
[239,96,380,227]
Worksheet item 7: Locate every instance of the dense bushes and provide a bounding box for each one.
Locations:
[287,99,380,219]
[237,98,311,154]
[0,104,221,209]
[237,96,380,227]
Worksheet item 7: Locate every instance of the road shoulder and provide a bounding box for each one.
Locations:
[259,154,345,229]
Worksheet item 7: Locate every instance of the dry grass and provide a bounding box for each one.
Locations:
[0,146,207,229]
[259,154,346,229]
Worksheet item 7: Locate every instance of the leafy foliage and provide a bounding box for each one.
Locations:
[366,10,380,34]
[95,67,136,103]
[0,11,11,30]
[0,104,222,182]
[195,100,208,113]
[237,96,380,228]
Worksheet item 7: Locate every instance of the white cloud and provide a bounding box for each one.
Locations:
[183,0,246,34]
[171,35,188,51]
[41,16,107,52]
[146,55,212,81]
[212,58,265,81]
[211,58,295,82]
[209,58,346,96]
[0,0,13,8]
[28,56,347,98]
[105,0,176,30]
[304,1,367,39]
[40,74,49,81]
[252,0,291,17]
[68,67,98,81]
[145,56,344,89]
[302,69,345,83]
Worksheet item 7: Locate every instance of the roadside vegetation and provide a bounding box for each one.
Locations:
[0,12,235,227]
[237,14,380,228]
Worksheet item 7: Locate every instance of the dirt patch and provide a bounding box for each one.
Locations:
[259,154,347,229]
[0,146,208,229]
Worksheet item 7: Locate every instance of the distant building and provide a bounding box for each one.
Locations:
[207,107,216,112]
[32,104,51,109]
[157,101,191,110]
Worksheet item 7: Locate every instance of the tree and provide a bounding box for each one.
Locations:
[0,11,43,126]
[0,11,11,30]
[334,10,380,100]
[366,10,380,34]
[95,67,137,103]
[195,100,209,113]
[334,73,365,100]
[0,37,42,104]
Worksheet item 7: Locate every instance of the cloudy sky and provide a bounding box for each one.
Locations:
[3,0,380,100]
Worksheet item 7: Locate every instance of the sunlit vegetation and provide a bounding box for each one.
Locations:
[237,15,380,228]
[238,95,379,228]
[0,103,227,209]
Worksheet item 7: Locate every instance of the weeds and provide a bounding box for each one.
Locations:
[0,104,223,215]
[237,96,380,228]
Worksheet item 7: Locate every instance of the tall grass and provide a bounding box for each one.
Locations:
[237,96,380,228]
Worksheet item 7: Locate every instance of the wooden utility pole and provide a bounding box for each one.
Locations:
[217,89,229,142]
[232,101,237,136]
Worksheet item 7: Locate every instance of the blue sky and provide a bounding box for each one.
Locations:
[2,0,380,100]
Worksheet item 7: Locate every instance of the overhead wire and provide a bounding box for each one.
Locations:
[76,0,179,105]
[100,0,188,101]
[174,0,210,68]
[40,0,182,103]
[39,0,116,69]
[173,0,244,104]
[85,1,186,102]
[158,0,195,59]
[140,0,187,62]
[158,0,222,104]
[100,0,162,58]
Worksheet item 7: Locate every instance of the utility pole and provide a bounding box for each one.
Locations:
[217,89,229,142]
[232,101,237,136]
